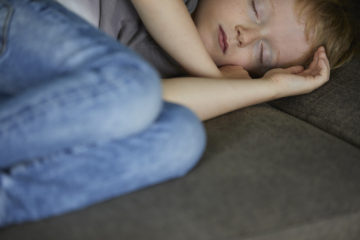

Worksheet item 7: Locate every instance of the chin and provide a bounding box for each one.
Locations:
[213,56,229,68]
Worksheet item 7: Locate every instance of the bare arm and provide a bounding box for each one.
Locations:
[163,77,277,121]
[131,0,221,78]
[163,47,330,121]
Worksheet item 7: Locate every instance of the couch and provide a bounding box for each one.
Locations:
[1,1,359,239]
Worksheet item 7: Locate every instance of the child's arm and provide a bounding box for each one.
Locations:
[163,76,278,121]
[131,0,222,78]
[163,47,330,121]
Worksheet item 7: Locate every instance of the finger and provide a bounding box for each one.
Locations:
[318,51,331,81]
[320,48,330,71]
[304,47,324,75]
[311,48,329,77]
[271,65,304,75]
[308,47,321,70]
[305,50,330,86]
[299,48,323,77]
[286,65,305,74]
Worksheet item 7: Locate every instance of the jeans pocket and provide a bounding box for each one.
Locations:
[0,1,14,56]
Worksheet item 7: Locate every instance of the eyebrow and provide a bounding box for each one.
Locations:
[268,0,275,12]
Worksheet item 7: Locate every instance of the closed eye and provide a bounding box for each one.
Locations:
[260,41,264,64]
[252,0,259,19]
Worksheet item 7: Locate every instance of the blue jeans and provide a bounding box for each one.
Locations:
[0,0,206,227]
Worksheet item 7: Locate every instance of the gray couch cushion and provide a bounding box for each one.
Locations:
[2,105,359,239]
[269,0,360,148]
[270,56,360,147]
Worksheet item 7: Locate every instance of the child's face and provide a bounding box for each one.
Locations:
[193,0,312,75]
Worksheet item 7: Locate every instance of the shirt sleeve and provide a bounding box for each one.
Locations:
[184,0,199,14]
[99,0,199,78]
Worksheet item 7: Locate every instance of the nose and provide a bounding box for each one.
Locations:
[235,25,261,47]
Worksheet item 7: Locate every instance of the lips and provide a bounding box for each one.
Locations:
[218,25,228,54]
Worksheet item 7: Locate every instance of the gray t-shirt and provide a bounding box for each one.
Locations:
[99,0,199,77]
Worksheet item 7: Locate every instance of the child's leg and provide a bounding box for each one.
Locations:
[0,0,162,167]
[0,58,162,168]
[0,102,207,227]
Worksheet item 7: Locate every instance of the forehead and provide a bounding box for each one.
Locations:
[268,0,312,67]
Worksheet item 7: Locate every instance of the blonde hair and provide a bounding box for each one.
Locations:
[295,0,357,69]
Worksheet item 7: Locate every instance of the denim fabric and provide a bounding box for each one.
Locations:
[0,0,206,227]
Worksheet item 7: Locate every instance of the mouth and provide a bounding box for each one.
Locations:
[218,25,228,54]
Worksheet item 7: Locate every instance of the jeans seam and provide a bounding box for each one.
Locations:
[0,1,14,55]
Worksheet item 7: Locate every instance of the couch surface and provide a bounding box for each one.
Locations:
[1,1,359,239]
[1,103,360,240]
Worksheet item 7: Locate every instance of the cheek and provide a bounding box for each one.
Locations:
[217,50,255,70]
[195,19,217,55]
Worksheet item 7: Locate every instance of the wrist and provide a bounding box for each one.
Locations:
[262,77,284,100]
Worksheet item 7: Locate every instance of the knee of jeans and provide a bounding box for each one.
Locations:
[98,56,163,138]
[161,103,207,178]
[124,63,163,133]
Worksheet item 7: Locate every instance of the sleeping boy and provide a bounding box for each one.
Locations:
[58,0,355,120]
[132,0,354,120]
[0,0,356,227]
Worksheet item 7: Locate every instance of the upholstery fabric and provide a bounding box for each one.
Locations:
[270,56,360,147]
[0,0,359,239]
[1,105,360,239]
[269,0,360,148]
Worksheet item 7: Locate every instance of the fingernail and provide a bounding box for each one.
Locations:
[322,47,327,55]
[321,50,327,57]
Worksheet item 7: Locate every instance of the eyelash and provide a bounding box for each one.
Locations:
[252,0,264,64]
[260,41,264,64]
[252,0,259,19]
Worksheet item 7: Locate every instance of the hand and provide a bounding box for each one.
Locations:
[219,65,252,79]
[263,46,331,98]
